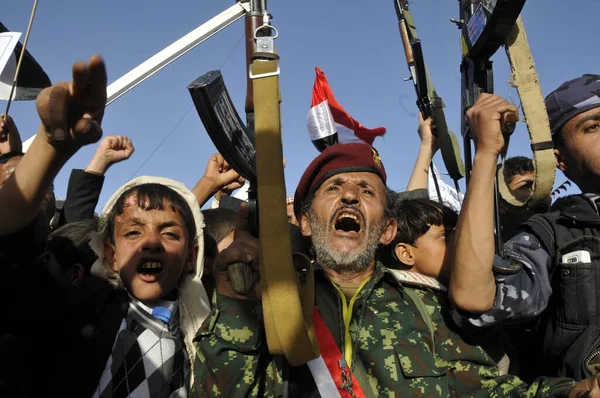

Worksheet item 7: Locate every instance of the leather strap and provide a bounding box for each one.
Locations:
[499,16,555,208]
[251,59,320,366]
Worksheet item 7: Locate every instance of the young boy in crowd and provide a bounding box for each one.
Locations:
[88,177,210,397]
[0,56,211,397]
[390,197,514,374]
[391,197,457,288]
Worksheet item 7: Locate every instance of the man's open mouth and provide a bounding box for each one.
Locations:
[137,261,163,275]
[334,211,362,233]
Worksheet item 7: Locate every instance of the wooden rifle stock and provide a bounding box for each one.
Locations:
[399,21,414,64]
[501,111,518,135]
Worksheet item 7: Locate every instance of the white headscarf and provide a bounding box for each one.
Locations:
[89,176,210,387]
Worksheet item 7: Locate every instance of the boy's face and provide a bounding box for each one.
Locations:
[105,195,196,303]
[399,224,452,284]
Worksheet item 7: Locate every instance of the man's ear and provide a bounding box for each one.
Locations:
[555,147,568,173]
[394,243,416,268]
[186,244,199,274]
[379,217,398,246]
[69,264,85,286]
[299,212,312,237]
[104,242,117,272]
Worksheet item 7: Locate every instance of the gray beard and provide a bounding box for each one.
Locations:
[309,210,386,275]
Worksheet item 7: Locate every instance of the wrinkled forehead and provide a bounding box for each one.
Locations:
[113,199,186,227]
[317,171,385,192]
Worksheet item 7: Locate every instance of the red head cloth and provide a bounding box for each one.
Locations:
[293,143,387,218]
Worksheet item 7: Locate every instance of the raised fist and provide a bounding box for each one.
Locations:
[35,55,107,152]
[466,93,519,157]
[86,135,134,175]
[417,112,438,154]
[202,153,245,195]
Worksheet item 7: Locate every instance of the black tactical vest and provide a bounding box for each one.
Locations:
[524,194,600,380]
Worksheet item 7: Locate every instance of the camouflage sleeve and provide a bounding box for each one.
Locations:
[453,232,553,328]
[487,375,575,398]
[192,292,282,398]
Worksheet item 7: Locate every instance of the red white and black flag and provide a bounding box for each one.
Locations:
[307,67,385,151]
[0,22,51,101]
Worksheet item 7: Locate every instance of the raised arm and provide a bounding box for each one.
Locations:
[449,93,519,312]
[406,114,438,191]
[0,55,107,236]
[192,153,245,208]
[59,135,134,225]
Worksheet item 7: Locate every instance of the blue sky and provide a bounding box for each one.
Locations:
[3,0,597,207]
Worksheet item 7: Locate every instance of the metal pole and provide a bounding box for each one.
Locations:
[107,2,250,105]
[22,2,250,152]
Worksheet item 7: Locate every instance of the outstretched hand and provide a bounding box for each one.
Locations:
[35,54,107,152]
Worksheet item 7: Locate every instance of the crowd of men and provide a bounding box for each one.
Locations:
[1,54,600,397]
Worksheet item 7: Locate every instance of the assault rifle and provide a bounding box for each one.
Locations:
[189,0,269,294]
[395,0,465,198]
[454,0,524,259]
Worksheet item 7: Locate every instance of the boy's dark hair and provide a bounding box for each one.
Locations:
[46,218,99,275]
[501,156,534,182]
[202,208,237,245]
[392,198,458,246]
[201,208,237,258]
[106,184,197,249]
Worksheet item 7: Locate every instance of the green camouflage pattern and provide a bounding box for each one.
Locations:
[193,263,575,397]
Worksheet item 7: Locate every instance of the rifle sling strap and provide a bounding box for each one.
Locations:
[251,59,320,366]
[499,16,555,208]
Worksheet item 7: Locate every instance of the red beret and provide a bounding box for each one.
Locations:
[293,143,386,218]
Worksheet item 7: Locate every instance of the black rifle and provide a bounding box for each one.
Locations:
[187,2,270,295]
[455,0,525,261]
[188,70,259,293]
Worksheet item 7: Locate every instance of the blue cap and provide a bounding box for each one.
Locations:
[545,74,600,135]
[151,306,173,324]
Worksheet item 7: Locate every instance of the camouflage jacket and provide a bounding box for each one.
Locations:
[193,262,575,397]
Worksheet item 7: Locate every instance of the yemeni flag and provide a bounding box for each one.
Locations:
[307,67,385,152]
[0,22,51,101]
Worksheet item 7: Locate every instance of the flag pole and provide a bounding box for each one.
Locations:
[4,0,40,117]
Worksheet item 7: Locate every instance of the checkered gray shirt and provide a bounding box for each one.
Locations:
[93,298,189,398]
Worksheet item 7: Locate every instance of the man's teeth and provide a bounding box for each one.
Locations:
[339,213,358,221]
[139,261,162,272]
